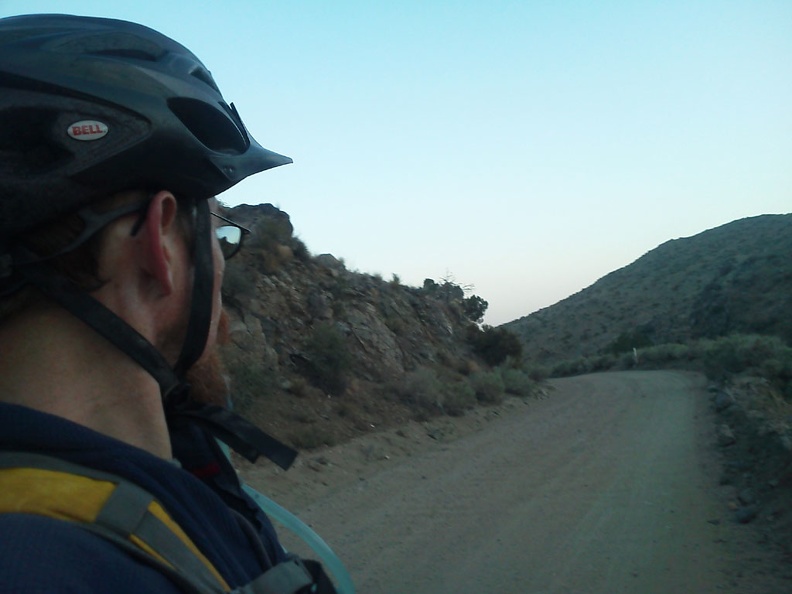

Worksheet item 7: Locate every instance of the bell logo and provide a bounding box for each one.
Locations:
[67,120,109,141]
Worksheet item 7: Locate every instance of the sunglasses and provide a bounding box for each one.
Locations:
[130,201,250,260]
[211,211,251,260]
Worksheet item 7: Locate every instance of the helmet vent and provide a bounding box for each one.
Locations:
[190,67,220,93]
[168,97,248,154]
[0,108,70,173]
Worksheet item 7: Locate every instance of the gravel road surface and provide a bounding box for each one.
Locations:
[245,371,787,593]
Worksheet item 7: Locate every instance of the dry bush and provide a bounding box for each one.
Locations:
[441,380,477,416]
[394,367,444,412]
[288,426,337,450]
[499,368,537,397]
[470,370,505,404]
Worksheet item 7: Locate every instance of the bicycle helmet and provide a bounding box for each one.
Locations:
[0,13,291,242]
[0,14,291,421]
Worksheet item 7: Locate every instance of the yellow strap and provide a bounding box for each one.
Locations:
[0,467,114,522]
[0,468,230,591]
[145,500,230,590]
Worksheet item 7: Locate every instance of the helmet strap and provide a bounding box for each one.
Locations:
[15,257,184,397]
[173,199,214,377]
[10,199,216,398]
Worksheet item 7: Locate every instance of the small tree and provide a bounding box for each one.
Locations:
[462,295,488,324]
[469,325,523,366]
[421,276,468,303]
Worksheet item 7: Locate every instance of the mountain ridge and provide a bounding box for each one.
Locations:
[504,213,792,365]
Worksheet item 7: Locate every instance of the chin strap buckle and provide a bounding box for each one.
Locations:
[166,395,298,470]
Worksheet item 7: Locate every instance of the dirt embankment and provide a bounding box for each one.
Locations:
[242,371,792,594]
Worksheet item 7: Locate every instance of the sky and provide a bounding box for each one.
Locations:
[2,1,790,325]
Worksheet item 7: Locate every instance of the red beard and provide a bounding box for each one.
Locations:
[184,308,231,407]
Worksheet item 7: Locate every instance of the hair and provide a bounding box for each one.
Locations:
[0,190,196,323]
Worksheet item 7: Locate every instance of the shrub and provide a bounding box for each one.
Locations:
[606,328,654,355]
[441,381,477,416]
[422,278,465,302]
[470,370,505,404]
[546,334,792,399]
[291,236,311,261]
[302,322,352,395]
[639,343,691,364]
[469,325,523,366]
[225,358,279,412]
[589,354,617,372]
[705,335,792,398]
[524,365,550,382]
[761,356,792,383]
[549,359,578,377]
[288,426,336,450]
[395,367,444,411]
[550,357,604,377]
[499,368,536,397]
[699,334,789,379]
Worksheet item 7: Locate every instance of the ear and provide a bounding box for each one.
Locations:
[140,191,182,296]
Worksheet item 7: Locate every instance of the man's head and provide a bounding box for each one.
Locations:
[0,14,290,397]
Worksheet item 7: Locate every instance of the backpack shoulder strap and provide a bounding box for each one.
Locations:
[0,451,229,594]
[0,451,322,594]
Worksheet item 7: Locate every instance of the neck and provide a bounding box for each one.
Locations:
[0,306,173,459]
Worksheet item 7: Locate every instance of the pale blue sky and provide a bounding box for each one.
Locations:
[3,1,790,324]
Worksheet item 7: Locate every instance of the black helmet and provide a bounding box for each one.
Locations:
[0,13,292,400]
[0,13,291,242]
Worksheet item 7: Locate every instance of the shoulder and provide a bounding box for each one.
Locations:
[0,513,183,594]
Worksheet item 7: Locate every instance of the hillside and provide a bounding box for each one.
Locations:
[504,214,792,366]
[224,205,792,567]
[218,203,533,451]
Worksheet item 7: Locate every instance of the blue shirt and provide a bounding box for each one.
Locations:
[0,402,288,593]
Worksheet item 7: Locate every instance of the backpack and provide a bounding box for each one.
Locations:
[0,451,332,594]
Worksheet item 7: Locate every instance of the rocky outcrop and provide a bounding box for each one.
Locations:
[218,203,485,448]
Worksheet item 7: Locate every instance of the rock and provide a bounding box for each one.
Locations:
[315,254,345,271]
[713,390,736,412]
[306,290,333,320]
[737,488,756,506]
[735,505,759,524]
[717,424,737,447]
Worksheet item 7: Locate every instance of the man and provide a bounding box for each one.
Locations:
[0,13,336,593]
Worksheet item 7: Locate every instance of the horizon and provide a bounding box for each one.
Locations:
[3,1,790,325]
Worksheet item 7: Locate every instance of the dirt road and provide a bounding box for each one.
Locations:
[245,371,785,593]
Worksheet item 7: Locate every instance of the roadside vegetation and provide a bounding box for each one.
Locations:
[547,333,792,400]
